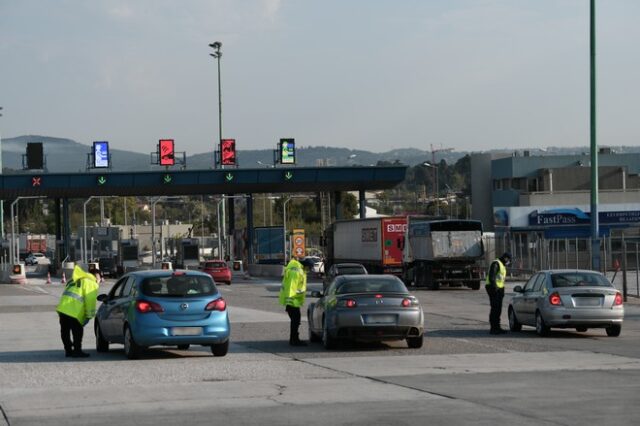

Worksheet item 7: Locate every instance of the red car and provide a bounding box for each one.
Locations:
[200,260,232,285]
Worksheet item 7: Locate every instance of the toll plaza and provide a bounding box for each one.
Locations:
[0,165,407,271]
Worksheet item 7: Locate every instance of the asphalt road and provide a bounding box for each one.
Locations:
[1,274,639,426]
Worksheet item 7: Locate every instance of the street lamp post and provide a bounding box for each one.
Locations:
[83,196,97,264]
[9,196,44,264]
[209,41,227,260]
[422,162,439,216]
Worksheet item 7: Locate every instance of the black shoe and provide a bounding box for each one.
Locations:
[71,351,91,358]
[65,351,73,358]
[490,328,507,335]
[289,340,308,347]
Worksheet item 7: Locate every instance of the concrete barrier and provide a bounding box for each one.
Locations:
[9,263,27,284]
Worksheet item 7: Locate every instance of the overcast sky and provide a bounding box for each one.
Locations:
[1,0,639,155]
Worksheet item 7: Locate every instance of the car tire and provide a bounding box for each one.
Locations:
[605,324,621,337]
[535,311,549,337]
[322,318,337,350]
[308,320,321,343]
[124,326,142,360]
[95,321,109,353]
[227,281,231,285]
[177,344,190,350]
[508,307,522,332]
[406,334,424,349]
[470,281,481,290]
[576,327,588,333]
[211,340,229,357]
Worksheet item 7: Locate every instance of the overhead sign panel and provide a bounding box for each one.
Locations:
[93,141,110,168]
[280,138,295,164]
[26,142,44,169]
[221,139,236,166]
[159,139,175,166]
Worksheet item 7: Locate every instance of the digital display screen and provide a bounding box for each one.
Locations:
[280,139,295,164]
[220,139,236,166]
[93,141,109,168]
[159,139,175,166]
[26,142,44,169]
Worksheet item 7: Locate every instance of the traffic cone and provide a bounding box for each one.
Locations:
[46,272,52,284]
[61,271,66,285]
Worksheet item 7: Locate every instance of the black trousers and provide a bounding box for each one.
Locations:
[59,312,84,354]
[486,286,505,330]
[285,305,302,343]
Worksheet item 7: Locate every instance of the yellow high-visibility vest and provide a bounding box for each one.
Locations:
[279,259,307,308]
[485,259,506,289]
[56,266,99,324]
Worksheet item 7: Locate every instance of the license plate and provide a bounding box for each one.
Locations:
[574,297,601,307]
[171,327,203,336]
[364,314,397,324]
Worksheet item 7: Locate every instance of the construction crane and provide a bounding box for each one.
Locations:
[430,143,454,166]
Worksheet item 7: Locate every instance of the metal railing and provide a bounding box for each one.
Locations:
[486,231,640,298]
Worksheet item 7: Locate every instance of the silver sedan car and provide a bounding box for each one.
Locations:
[307,274,424,349]
[508,269,624,337]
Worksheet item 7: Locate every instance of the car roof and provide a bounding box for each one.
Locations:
[124,269,212,279]
[539,269,604,275]
[334,274,399,283]
[334,263,366,268]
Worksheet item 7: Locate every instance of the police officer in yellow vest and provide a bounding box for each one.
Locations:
[485,252,512,335]
[56,265,101,357]
[279,257,314,346]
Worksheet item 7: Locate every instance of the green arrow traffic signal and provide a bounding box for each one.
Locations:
[163,174,172,184]
[97,175,107,185]
[284,171,293,181]
[225,172,234,182]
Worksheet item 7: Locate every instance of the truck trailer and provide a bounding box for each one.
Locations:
[323,217,407,275]
[401,218,484,290]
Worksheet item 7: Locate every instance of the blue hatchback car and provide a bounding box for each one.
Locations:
[94,270,230,359]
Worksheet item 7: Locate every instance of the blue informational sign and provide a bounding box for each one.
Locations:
[93,141,109,168]
[529,208,640,226]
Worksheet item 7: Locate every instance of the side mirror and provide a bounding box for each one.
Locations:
[513,285,523,293]
[97,294,108,302]
[309,290,323,298]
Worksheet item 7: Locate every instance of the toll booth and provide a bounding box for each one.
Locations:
[176,238,200,269]
[118,239,140,275]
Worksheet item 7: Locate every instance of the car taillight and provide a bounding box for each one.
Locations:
[402,298,411,307]
[614,293,623,306]
[205,297,227,311]
[338,298,357,308]
[136,300,164,313]
[549,292,563,306]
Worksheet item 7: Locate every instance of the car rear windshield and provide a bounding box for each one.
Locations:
[337,267,366,275]
[551,272,612,288]
[205,262,226,269]
[336,279,407,294]
[141,275,217,297]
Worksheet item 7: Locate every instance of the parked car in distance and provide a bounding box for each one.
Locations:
[303,256,324,276]
[200,260,232,285]
[94,270,230,359]
[25,252,49,265]
[323,262,368,290]
[308,274,424,349]
[508,269,624,337]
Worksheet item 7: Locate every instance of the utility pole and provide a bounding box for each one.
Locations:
[590,0,600,271]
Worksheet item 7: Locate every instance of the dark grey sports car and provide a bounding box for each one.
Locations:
[307,274,424,349]
[508,269,624,337]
